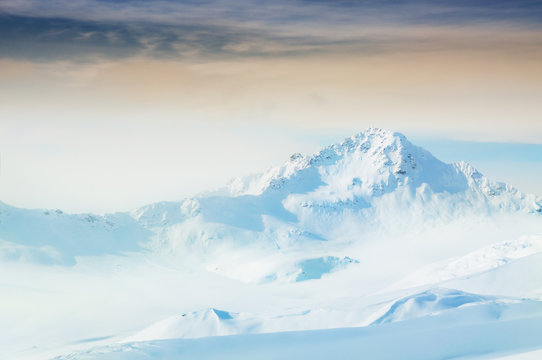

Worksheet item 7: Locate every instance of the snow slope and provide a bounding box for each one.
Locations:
[0,202,151,265]
[384,235,542,292]
[56,293,542,360]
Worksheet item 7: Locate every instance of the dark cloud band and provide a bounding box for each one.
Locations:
[1,0,541,62]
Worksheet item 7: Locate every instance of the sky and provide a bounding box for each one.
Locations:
[0,0,541,213]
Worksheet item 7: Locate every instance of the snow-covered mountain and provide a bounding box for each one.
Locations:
[2,128,542,360]
[2,128,540,274]
[134,128,540,251]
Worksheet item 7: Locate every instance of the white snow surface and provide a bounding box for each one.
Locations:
[1,128,542,360]
[383,235,542,292]
[54,297,542,360]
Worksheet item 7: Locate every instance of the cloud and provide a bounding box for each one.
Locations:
[1,1,542,62]
[0,13,364,61]
[3,0,542,27]
[0,14,142,61]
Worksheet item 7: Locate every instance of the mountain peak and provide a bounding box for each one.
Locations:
[320,128,408,155]
[227,128,425,196]
[311,127,419,167]
[344,127,407,146]
[221,128,540,216]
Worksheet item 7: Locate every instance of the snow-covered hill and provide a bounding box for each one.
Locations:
[55,292,542,360]
[122,308,258,342]
[1,128,541,360]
